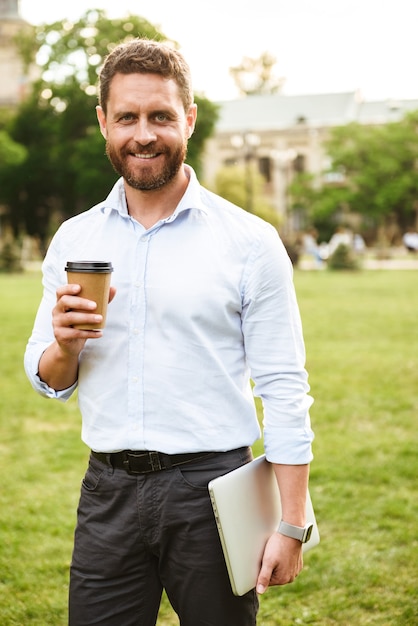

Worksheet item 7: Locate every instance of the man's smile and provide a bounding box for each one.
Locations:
[133,152,158,159]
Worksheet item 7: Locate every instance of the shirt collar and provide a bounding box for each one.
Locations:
[99,165,208,219]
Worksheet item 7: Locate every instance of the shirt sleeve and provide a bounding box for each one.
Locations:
[241,223,314,465]
[23,229,78,402]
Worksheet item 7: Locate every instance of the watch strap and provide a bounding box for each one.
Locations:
[277,520,313,543]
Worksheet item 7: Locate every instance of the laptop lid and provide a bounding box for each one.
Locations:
[208,454,320,596]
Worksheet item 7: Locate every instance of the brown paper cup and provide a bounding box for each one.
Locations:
[65,261,113,330]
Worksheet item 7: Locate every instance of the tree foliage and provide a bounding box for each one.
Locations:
[289,111,418,240]
[229,52,285,96]
[0,130,26,166]
[327,114,418,228]
[213,164,281,229]
[0,10,218,248]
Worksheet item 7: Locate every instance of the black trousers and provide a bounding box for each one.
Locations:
[69,447,259,626]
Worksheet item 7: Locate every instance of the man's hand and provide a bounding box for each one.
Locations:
[256,532,303,594]
[256,462,309,594]
[38,283,116,391]
[51,283,116,356]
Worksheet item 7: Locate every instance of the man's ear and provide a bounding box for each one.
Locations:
[186,103,197,138]
[96,105,107,139]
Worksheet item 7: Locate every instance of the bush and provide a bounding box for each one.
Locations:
[327,243,359,270]
[0,241,22,273]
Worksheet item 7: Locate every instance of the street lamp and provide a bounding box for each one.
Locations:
[231,132,260,213]
[271,148,297,233]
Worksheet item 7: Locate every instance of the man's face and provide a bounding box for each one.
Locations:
[96,73,196,191]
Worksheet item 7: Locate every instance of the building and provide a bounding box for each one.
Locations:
[202,91,418,228]
[1,3,418,233]
[0,0,32,107]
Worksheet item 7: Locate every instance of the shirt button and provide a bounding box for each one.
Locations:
[133,328,140,335]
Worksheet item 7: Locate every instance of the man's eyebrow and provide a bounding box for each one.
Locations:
[111,108,175,118]
[112,109,136,118]
[151,107,176,116]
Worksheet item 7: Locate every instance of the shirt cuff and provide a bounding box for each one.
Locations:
[264,425,314,465]
[33,372,77,401]
[25,346,77,401]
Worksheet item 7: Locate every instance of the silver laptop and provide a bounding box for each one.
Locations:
[208,454,320,596]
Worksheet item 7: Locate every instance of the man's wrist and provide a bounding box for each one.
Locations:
[277,520,313,543]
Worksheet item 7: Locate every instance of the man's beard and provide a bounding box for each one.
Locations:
[105,141,187,191]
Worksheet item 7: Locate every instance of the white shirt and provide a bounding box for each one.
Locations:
[24,166,314,464]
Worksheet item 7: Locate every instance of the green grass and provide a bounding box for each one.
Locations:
[1,270,417,625]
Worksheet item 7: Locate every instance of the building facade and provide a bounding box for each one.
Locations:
[0,0,32,107]
[1,3,418,233]
[202,91,418,227]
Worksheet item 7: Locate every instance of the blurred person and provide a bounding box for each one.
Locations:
[353,233,366,255]
[302,227,323,268]
[402,227,418,252]
[328,226,353,256]
[24,38,314,626]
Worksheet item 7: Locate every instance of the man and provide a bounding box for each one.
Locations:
[24,38,314,626]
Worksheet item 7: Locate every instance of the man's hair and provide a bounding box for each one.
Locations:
[98,38,194,114]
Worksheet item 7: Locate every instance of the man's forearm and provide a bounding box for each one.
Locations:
[273,463,310,526]
[38,342,79,391]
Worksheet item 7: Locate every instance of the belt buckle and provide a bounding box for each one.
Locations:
[122,451,163,474]
[149,451,163,471]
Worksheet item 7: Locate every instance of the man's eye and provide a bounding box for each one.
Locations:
[155,113,168,122]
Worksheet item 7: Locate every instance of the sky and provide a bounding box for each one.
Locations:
[19,0,418,103]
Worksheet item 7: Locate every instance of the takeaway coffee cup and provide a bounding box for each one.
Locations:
[65,261,113,330]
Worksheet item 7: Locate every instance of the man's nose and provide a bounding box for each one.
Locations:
[133,119,157,144]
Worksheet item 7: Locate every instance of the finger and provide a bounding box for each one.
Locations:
[58,295,98,315]
[52,298,101,335]
[256,562,274,595]
[56,283,81,301]
[62,311,103,328]
[58,325,104,340]
[256,582,267,595]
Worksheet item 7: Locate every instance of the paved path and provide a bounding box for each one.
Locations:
[362,257,418,270]
[299,255,418,270]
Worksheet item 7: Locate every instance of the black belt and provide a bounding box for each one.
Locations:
[91,449,217,475]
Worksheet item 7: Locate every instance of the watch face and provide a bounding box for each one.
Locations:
[304,524,314,542]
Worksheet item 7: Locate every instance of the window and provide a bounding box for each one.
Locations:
[293,154,305,173]
[258,156,272,182]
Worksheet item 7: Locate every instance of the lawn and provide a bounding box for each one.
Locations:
[0,269,417,625]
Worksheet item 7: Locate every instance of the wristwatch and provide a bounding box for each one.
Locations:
[277,520,313,543]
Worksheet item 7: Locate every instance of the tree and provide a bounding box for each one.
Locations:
[230,52,285,96]
[327,113,418,232]
[0,130,26,167]
[0,125,28,271]
[213,164,281,229]
[1,97,59,246]
[1,9,218,246]
[288,172,351,242]
[289,111,418,241]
